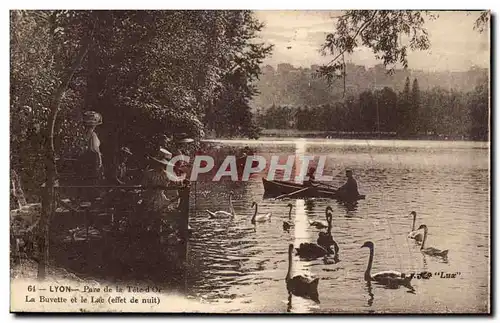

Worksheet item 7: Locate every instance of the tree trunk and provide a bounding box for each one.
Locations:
[37,37,91,280]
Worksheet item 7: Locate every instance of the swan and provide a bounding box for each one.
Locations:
[417,224,449,258]
[317,215,339,256]
[361,241,414,290]
[286,243,320,303]
[295,242,333,260]
[309,206,333,229]
[206,192,235,219]
[251,202,271,224]
[283,203,294,231]
[407,211,424,243]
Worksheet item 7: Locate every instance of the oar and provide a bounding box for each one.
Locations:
[275,187,312,200]
[316,182,338,190]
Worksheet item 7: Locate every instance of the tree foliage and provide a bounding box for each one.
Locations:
[11,10,272,192]
[319,10,435,83]
[318,10,489,88]
[257,78,489,141]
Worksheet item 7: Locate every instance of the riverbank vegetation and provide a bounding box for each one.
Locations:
[10,10,272,278]
[11,10,272,199]
[256,77,489,141]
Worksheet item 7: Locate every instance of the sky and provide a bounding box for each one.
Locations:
[253,10,490,72]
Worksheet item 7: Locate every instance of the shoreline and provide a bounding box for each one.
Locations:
[204,129,488,142]
[202,136,490,145]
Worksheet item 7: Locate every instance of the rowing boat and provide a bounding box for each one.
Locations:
[262,178,366,201]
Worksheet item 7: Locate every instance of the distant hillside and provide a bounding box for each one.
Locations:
[251,63,488,110]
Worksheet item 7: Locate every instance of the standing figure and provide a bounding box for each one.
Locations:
[114,147,133,185]
[79,111,104,184]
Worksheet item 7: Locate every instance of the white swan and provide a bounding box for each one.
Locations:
[206,192,235,219]
[407,211,423,243]
[418,224,449,258]
[361,241,414,290]
[286,244,320,303]
[251,201,271,224]
[309,206,333,229]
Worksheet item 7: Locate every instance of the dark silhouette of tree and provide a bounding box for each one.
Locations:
[359,91,376,132]
[411,78,421,134]
[468,81,489,140]
[257,81,487,141]
[395,76,412,136]
[377,87,398,132]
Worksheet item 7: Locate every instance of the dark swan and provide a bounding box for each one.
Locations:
[283,203,294,231]
[317,207,339,255]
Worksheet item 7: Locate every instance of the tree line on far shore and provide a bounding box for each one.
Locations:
[255,77,489,140]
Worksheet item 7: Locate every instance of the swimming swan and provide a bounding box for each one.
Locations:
[361,241,413,290]
[206,191,235,219]
[295,242,333,260]
[417,224,449,258]
[283,203,294,231]
[317,211,339,256]
[309,206,333,229]
[251,202,272,224]
[286,244,320,303]
[407,211,423,243]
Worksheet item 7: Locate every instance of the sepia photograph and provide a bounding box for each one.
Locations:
[9,9,491,314]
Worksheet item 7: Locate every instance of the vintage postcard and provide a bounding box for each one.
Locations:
[10,9,490,314]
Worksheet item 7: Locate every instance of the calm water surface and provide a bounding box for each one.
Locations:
[185,138,489,313]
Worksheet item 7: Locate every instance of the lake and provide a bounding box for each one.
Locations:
[185,138,490,313]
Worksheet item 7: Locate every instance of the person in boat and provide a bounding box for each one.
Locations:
[79,111,104,184]
[304,167,320,187]
[337,169,359,196]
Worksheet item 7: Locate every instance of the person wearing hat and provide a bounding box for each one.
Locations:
[172,133,194,179]
[79,111,104,183]
[173,132,194,156]
[337,169,359,196]
[140,148,181,213]
[113,147,133,185]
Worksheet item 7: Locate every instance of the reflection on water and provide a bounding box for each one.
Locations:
[186,139,489,313]
[366,282,374,307]
[337,200,359,215]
